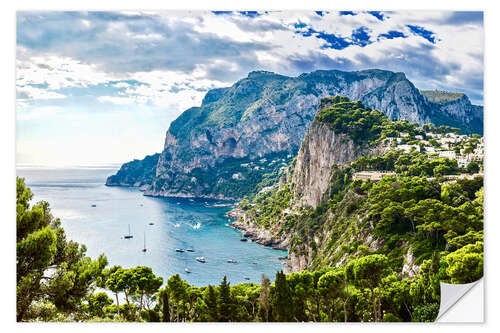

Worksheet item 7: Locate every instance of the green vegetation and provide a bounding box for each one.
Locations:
[315,96,389,144]
[422,123,461,135]
[239,184,293,228]
[157,151,292,200]
[352,150,460,177]
[16,177,108,321]
[17,177,165,322]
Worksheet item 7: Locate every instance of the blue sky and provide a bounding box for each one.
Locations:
[16,10,484,165]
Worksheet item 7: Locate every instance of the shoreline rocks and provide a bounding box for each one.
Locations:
[227,209,289,251]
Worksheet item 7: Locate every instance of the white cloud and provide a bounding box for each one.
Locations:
[16,10,484,109]
[17,85,66,100]
[16,53,123,91]
[113,82,131,88]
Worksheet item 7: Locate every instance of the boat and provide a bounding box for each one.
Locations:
[149,222,154,225]
[252,262,257,265]
[244,277,250,280]
[185,268,191,273]
[124,224,133,239]
[91,204,97,207]
[186,249,195,252]
[142,231,147,252]
[196,257,206,263]
[227,259,238,263]
[175,249,185,253]
[240,238,248,242]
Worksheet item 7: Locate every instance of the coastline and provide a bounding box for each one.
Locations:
[227,208,289,251]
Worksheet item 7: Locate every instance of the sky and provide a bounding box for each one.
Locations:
[16,10,484,166]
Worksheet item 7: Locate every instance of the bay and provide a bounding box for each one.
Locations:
[16,165,287,286]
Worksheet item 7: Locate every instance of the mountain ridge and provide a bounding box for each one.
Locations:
[106,69,483,198]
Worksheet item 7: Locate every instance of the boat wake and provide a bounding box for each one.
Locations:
[192,222,201,230]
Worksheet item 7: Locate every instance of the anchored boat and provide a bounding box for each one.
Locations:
[124,224,133,239]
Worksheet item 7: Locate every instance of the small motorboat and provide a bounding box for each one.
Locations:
[91,204,97,207]
[196,257,206,263]
[240,238,248,242]
[149,222,154,225]
[185,268,192,273]
[252,262,257,265]
[227,259,238,263]
[244,277,250,280]
[175,249,185,253]
[186,249,195,252]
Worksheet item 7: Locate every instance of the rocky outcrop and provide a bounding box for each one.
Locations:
[227,208,289,250]
[291,121,365,208]
[401,246,421,278]
[105,153,159,188]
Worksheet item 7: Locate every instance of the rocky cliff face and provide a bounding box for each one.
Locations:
[291,120,364,208]
[108,69,483,199]
[422,91,483,134]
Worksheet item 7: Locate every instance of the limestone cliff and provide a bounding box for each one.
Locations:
[290,121,363,208]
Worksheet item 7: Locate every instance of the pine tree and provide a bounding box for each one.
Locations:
[205,285,218,321]
[271,271,293,321]
[161,289,170,322]
[258,274,271,322]
[218,276,233,322]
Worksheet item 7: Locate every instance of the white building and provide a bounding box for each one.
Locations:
[457,156,470,168]
[397,144,421,153]
[438,150,456,159]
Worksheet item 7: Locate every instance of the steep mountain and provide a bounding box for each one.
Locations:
[230,97,483,278]
[106,69,483,198]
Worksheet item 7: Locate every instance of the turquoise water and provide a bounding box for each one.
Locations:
[16,166,287,286]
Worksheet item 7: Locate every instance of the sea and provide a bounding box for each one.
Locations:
[16,165,287,287]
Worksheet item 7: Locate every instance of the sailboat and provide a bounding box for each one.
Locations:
[142,231,147,252]
[124,224,133,239]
